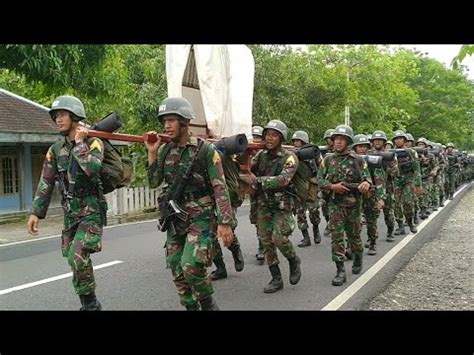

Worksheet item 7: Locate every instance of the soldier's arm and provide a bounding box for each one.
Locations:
[258,152,298,191]
[318,156,332,191]
[147,144,166,188]
[413,152,422,186]
[72,138,104,179]
[373,167,386,200]
[30,146,57,219]
[207,144,237,228]
[388,156,399,177]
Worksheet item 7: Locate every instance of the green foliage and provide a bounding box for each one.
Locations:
[1,44,473,186]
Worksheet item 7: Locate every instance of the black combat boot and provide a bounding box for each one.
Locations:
[332,261,346,286]
[386,225,395,242]
[368,240,377,255]
[210,257,227,281]
[313,225,321,244]
[419,208,427,220]
[200,296,219,311]
[256,240,265,265]
[364,238,370,248]
[229,244,244,272]
[81,292,102,311]
[394,220,406,236]
[449,193,453,200]
[185,303,200,311]
[407,218,418,233]
[288,255,302,285]
[413,211,420,225]
[263,264,284,293]
[352,253,363,274]
[323,225,330,237]
[439,197,445,207]
[298,229,311,247]
[431,203,438,211]
[425,208,432,216]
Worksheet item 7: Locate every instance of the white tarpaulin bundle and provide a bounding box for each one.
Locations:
[165,45,254,139]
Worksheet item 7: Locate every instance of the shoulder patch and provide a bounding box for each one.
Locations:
[89,139,102,153]
[212,150,221,165]
[46,149,53,162]
[286,154,296,166]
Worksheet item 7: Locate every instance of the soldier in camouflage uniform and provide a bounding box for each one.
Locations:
[291,130,322,247]
[145,97,236,311]
[384,140,394,150]
[445,143,458,199]
[318,125,372,286]
[435,143,448,207]
[209,152,245,281]
[370,130,399,242]
[405,133,420,224]
[319,128,335,239]
[27,95,106,311]
[392,130,422,235]
[250,126,265,264]
[426,141,442,211]
[249,119,302,293]
[416,138,438,219]
[352,134,386,255]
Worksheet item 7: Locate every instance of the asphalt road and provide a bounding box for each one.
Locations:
[1,183,471,310]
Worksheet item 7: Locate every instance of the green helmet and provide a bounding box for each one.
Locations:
[385,140,394,147]
[446,143,454,148]
[158,97,195,124]
[291,130,309,144]
[352,134,371,147]
[371,130,387,142]
[417,137,428,146]
[49,95,86,121]
[252,126,264,137]
[367,134,372,141]
[263,119,288,141]
[426,140,434,148]
[406,133,414,142]
[323,128,335,140]
[331,124,354,143]
[392,130,407,140]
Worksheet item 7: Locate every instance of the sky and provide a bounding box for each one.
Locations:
[291,44,473,80]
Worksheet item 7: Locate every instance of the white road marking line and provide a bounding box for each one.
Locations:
[0,260,123,296]
[322,183,471,310]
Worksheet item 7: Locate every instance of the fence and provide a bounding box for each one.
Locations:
[105,187,161,217]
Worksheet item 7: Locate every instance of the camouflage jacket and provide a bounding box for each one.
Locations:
[395,148,422,186]
[147,137,236,227]
[317,150,372,204]
[251,147,299,210]
[419,151,438,179]
[30,137,105,219]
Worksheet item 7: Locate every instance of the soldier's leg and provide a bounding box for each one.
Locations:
[328,201,347,286]
[273,209,301,285]
[258,205,284,293]
[403,181,417,233]
[227,232,244,272]
[362,198,371,248]
[345,202,363,273]
[308,198,321,243]
[383,192,396,241]
[322,194,331,237]
[431,178,439,210]
[250,197,264,263]
[210,238,227,281]
[67,213,103,310]
[393,182,405,235]
[366,196,380,255]
[295,198,311,247]
[181,214,218,309]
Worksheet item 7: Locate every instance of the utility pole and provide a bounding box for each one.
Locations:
[344,70,350,126]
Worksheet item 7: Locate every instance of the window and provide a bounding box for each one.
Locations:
[0,155,19,195]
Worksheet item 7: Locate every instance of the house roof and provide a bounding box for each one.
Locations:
[0,89,57,134]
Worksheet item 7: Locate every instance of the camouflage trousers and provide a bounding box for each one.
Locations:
[165,210,217,307]
[62,211,103,296]
[362,192,380,242]
[328,199,363,263]
[431,176,441,206]
[419,177,432,210]
[294,196,320,231]
[383,184,396,232]
[393,176,417,221]
[257,203,296,266]
[447,173,456,196]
